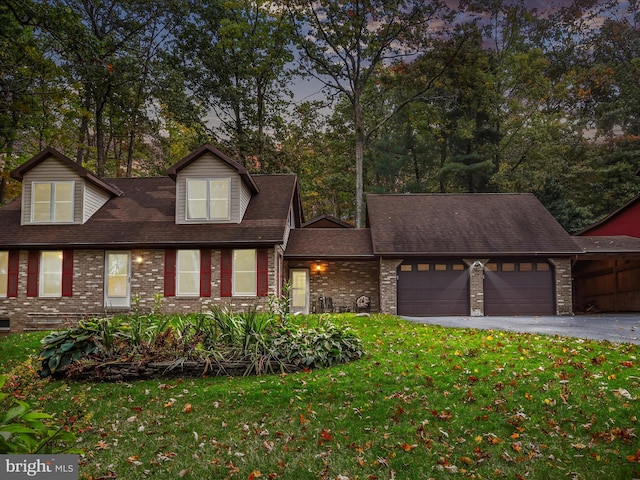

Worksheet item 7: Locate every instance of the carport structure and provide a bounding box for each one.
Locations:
[573,236,640,313]
[573,191,640,313]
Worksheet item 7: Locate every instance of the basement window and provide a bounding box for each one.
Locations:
[0,318,9,331]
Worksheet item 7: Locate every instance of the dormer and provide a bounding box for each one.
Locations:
[167,144,259,224]
[10,147,120,225]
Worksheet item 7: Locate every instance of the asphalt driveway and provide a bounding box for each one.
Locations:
[401,314,640,344]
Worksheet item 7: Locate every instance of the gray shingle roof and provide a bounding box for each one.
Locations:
[0,175,297,249]
[573,235,640,253]
[285,228,373,258]
[366,193,580,256]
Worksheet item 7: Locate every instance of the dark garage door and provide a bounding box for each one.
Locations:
[484,260,554,316]
[397,260,469,316]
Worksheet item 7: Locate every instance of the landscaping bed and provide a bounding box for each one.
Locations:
[37,308,364,381]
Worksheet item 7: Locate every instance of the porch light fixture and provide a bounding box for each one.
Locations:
[135,255,144,264]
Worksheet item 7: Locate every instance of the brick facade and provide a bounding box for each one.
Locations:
[465,259,489,317]
[1,248,276,333]
[379,258,402,315]
[285,260,378,313]
[550,257,573,315]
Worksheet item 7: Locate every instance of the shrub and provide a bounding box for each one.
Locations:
[38,324,100,378]
[271,321,364,368]
[0,375,77,453]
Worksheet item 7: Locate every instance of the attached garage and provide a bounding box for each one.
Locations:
[397,260,469,316]
[484,259,555,316]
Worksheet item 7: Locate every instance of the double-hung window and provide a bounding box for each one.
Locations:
[233,249,257,296]
[25,251,73,298]
[220,249,268,297]
[163,249,212,297]
[39,251,63,297]
[0,252,8,297]
[176,250,200,296]
[186,178,230,220]
[32,181,74,223]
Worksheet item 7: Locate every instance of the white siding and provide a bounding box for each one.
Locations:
[239,182,252,219]
[175,153,249,224]
[21,157,82,225]
[83,181,112,223]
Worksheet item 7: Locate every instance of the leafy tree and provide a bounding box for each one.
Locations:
[26,0,182,176]
[174,0,294,168]
[286,0,458,226]
[0,1,64,202]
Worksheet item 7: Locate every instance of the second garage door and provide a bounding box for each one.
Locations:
[484,259,554,316]
[397,260,469,316]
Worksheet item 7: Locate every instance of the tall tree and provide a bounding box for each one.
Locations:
[286,0,457,227]
[174,0,294,167]
[30,0,181,176]
[0,1,58,202]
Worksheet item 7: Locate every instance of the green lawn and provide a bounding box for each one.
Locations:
[1,314,639,479]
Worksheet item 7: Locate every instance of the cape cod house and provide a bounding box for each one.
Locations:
[0,145,637,333]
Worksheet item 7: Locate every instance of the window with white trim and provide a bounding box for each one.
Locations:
[186,178,230,220]
[233,249,256,296]
[0,251,7,297]
[40,251,63,297]
[176,250,200,296]
[32,181,74,223]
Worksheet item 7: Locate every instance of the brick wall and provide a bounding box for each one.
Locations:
[550,257,573,315]
[379,258,402,314]
[465,259,488,316]
[1,248,277,333]
[285,260,379,312]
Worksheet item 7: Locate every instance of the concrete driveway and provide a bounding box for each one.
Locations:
[401,314,640,344]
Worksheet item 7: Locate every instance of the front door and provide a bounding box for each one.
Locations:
[105,251,131,308]
[290,269,309,314]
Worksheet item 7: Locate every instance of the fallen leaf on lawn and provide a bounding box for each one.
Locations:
[95,440,109,450]
[320,429,333,442]
[627,449,640,463]
[178,468,190,477]
[164,401,174,408]
[183,403,193,413]
[248,470,262,479]
[612,388,633,400]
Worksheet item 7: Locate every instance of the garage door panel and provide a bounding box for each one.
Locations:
[484,261,554,316]
[397,262,469,316]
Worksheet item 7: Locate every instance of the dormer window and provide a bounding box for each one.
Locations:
[32,181,74,223]
[186,178,230,220]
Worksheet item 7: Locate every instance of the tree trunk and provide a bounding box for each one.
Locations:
[354,97,364,228]
[96,105,106,177]
[76,91,91,165]
[126,130,135,177]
